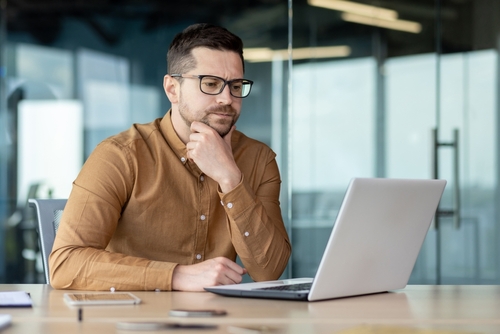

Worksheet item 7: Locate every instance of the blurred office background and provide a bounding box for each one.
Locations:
[0,0,499,285]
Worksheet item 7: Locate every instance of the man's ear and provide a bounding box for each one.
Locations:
[163,75,179,103]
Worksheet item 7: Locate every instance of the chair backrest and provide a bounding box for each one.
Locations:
[28,198,67,284]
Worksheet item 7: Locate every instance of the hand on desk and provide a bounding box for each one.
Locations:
[172,257,247,291]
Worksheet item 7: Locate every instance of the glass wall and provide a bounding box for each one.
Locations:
[1,0,500,285]
[291,0,500,284]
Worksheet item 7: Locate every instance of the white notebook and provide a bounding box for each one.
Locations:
[0,291,32,307]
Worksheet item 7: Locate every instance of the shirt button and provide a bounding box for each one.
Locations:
[200,215,206,221]
[227,203,233,209]
[244,231,250,237]
[200,175,205,181]
[196,254,202,260]
[180,157,186,163]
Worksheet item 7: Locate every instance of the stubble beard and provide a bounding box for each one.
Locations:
[178,100,239,137]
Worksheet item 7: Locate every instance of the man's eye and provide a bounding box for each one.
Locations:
[231,84,242,91]
[203,81,218,88]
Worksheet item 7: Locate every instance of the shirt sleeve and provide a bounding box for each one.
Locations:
[49,140,177,291]
[219,152,291,281]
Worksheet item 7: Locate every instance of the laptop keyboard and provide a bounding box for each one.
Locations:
[255,282,312,292]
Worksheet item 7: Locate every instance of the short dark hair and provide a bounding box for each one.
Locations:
[167,23,245,75]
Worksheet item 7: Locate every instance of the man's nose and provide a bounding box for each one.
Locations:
[216,84,233,104]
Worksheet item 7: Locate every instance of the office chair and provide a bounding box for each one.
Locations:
[28,198,67,284]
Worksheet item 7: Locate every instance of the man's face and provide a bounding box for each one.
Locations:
[175,47,244,138]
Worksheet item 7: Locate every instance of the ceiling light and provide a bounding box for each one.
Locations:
[341,13,422,34]
[244,46,351,63]
[243,48,277,62]
[308,0,398,21]
[292,46,352,60]
[308,0,422,34]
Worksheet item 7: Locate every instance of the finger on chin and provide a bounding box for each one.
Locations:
[191,120,212,133]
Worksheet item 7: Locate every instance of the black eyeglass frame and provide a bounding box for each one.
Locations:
[170,74,254,98]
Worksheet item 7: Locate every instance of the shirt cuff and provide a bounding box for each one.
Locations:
[218,174,256,218]
[145,261,177,291]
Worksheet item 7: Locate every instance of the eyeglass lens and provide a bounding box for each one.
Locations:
[200,76,252,97]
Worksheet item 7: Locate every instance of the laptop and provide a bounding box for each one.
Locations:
[205,178,446,301]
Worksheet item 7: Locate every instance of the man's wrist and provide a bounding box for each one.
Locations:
[171,264,184,291]
[219,171,242,193]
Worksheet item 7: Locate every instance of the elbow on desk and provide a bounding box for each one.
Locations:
[49,273,72,290]
[245,246,291,282]
[49,248,78,289]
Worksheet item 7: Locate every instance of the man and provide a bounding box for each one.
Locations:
[49,23,291,291]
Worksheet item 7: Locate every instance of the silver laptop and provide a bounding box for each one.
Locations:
[205,178,446,301]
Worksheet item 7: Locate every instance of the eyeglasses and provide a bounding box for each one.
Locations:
[170,74,253,98]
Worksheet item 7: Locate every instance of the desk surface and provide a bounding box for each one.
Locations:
[0,284,499,333]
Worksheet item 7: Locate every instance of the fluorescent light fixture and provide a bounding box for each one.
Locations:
[308,0,422,34]
[308,0,398,21]
[244,48,277,62]
[244,46,351,63]
[342,12,422,34]
[292,46,352,59]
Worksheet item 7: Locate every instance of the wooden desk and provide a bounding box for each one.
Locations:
[0,284,499,333]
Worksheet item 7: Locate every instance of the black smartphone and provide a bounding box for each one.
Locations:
[169,309,227,317]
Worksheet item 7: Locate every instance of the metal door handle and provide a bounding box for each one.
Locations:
[432,128,460,229]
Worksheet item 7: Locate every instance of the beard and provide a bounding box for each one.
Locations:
[178,100,239,137]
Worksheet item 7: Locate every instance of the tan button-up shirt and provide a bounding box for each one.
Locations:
[49,110,291,291]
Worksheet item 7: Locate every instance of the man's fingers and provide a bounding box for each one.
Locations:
[214,257,245,274]
[190,121,211,134]
[227,260,246,276]
[172,257,247,291]
[211,257,246,284]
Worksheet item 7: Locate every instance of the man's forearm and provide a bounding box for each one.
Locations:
[50,244,177,291]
